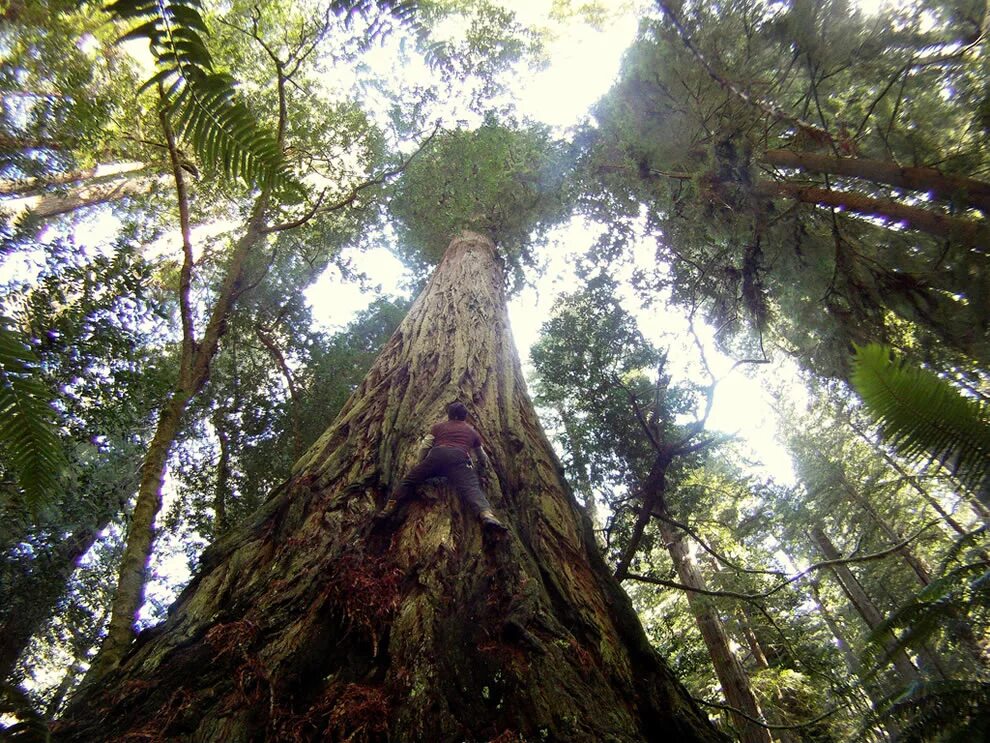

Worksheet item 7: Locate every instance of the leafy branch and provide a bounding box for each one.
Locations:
[107,0,299,195]
[103,0,426,196]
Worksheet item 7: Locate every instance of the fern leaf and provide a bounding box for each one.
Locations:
[851,343,990,503]
[0,318,62,512]
[108,0,428,199]
[106,0,300,197]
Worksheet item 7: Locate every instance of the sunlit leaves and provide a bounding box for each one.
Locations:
[389,121,573,282]
[104,0,300,196]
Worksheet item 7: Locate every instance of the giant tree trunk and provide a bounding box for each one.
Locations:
[57,233,721,742]
[657,519,772,743]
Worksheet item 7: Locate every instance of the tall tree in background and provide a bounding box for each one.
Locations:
[57,231,722,742]
[530,277,778,743]
[584,0,989,379]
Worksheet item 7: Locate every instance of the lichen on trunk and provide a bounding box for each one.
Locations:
[57,233,722,742]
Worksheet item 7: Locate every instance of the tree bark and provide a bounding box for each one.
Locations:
[3,171,166,222]
[657,518,771,743]
[0,161,148,197]
[761,149,990,214]
[808,526,921,686]
[57,233,722,743]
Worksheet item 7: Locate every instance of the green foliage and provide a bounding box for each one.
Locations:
[583,0,990,378]
[876,679,990,742]
[389,121,574,283]
[104,0,300,195]
[851,343,990,503]
[0,318,62,514]
[103,0,429,197]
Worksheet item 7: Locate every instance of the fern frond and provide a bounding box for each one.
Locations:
[874,680,990,742]
[851,343,990,503]
[106,0,301,197]
[0,318,62,512]
[106,0,429,197]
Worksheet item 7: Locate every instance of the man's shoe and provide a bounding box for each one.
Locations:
[374,498,399,521]
[479,509,508,533]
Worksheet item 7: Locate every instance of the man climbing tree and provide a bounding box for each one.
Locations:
[383,401,507,532]
[56,230,723,742]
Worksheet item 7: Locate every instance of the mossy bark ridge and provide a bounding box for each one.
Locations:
[58,232,723,742]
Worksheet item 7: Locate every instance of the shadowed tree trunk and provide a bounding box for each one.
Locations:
[657,519,772,743]
[809,526,921,686]
[56,233,723,742]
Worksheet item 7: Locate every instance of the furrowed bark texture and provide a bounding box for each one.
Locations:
[57,233,722,743]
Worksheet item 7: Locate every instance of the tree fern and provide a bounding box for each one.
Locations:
[851,343,990,504]
[872,680,990,742]
[104,0,425,197]
[105,0,299,195]
[0,318,62,513]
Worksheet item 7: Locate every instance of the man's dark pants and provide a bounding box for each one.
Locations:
[395,446,492,515]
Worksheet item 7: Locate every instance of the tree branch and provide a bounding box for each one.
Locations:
[158,90,197,383]
[754,180,990,249]
[626,520,941,602]
[693,696,842,730]
[264,122,441,234]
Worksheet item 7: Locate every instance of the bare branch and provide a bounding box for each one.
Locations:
[626,521,942,602]
[264,122,442,234]
[693,696,843,731]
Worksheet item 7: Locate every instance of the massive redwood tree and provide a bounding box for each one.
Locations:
[56,232,722,742]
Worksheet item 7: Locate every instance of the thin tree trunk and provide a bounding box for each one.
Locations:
[4,171,166,221]
[0,161,147,197]
[808,580,893,740]
[57,233,722,743]
[809,526,921,686]
[848,420,968,537]
[213,410,232,538]
[80,111,273,683]
[732,610,799,743]
[0,524,105,681]
[840,481,932,586]
[761,149,990,213]
[808,580,860,677]
[658,518,772,743]
[557,406,603,544]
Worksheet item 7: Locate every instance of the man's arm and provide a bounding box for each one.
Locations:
[416,434,435,462]
[472,445,490,474]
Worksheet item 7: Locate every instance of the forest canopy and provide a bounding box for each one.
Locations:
[1,0,988,741]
